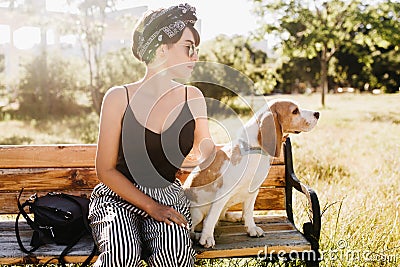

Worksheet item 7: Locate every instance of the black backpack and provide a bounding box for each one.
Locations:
[15,188,97,266]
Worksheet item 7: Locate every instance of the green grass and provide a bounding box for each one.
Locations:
[1,93,399,266]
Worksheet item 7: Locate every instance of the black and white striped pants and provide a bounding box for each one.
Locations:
[89,182,196,267]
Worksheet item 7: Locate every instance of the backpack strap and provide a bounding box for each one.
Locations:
[15,188,45,254]
[56,193,97,267]
[56,235,97,267]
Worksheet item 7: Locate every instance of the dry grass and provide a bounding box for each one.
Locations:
[0,113,99,145]
[206,93,400,266]
[269,93,400,266]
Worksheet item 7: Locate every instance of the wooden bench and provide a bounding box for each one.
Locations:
[0,138,321,266]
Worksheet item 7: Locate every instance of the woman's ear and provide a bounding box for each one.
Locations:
[148,44,169,68]
[159,44,168,56]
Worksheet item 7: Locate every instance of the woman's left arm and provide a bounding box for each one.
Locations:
[182,86,216,169]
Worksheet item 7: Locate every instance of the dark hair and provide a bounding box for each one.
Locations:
[132,4,200,64]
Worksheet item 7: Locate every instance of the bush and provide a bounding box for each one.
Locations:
[17,52,88,119]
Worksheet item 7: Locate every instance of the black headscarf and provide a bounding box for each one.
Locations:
[134,3,197,62]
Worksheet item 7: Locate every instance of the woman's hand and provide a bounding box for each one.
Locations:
[146,201,189,229]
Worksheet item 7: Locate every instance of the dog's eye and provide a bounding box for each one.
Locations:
[292,108,299,115]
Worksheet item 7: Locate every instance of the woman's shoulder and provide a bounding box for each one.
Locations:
[183,85,207,118]
[100,86,130,114]
[103,86,126,100]
[103,83,141,103]
[185,85,204,100]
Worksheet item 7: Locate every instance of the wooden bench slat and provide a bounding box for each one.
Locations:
[262,165,285,187]
[0,165,285,192]
[195,215,311,258]
[0,168,97,191]
[0,145,284,168]
[218,215,289,225]
[0,145,97,168]
[195,245,312,259]
[178,164,285,186]
[195,232,311,259]
[229,187,286,211]
[0,215,310,263]
[214,222,296,236]
[0,221,97,264]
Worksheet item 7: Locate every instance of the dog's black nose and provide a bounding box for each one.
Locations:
[314,112,320,119]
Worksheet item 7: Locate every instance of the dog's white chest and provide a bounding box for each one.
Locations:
[223,153,271,191]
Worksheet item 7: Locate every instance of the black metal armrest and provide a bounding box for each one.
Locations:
[283,138,321,252]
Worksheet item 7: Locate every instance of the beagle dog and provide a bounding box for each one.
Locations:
[183,99,319,248]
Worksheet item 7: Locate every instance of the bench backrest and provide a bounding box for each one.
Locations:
[0,144,286,214]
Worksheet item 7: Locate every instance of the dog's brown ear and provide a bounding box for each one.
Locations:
[258,112,283,157]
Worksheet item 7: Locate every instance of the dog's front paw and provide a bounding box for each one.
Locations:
[248,226,265,237]
[199,233,215,248]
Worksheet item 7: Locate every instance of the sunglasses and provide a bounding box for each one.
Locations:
[178,43,199,57]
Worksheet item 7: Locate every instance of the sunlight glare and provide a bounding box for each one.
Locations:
[13,26,41,50]
[59,34,76,46]
[47,29,55,45]
[0,24,10,44]
[46,0,79,14]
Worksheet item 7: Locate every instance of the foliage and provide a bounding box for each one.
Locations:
[194,35,276,96]
[61,0,119,113]
[0,135,34,145]
[252,0,400,102]
[0,54,4,73]
[99,47,145,91]
[276,57,320,93]
[339,0,400,93]
[371,48,400,93]
[17,52,88,119]
[252,0,368,105]
[0,74,5,98]
[16,44,146,120]
[366,0,400,93]
[188,35,276,115]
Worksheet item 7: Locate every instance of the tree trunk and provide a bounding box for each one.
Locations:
[90,85,102,114]
[320,47,328,107]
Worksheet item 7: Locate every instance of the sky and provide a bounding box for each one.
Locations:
[117,0,259,41]
[0,0,259,49]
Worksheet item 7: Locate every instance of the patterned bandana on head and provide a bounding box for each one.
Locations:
[136,3,197,62]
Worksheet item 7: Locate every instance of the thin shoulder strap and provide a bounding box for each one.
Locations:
[185,86,188,102]
[123,85,129,104]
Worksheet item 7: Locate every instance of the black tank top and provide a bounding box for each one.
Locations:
[116,86,195,188]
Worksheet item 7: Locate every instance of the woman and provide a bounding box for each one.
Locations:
[88,3,215,267]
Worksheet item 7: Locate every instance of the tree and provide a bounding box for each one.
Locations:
[18,53,87,119]
[63,0,118,114]
[333,43,370,90]
[190,34,276,105]
[186,35,271,115]
[276,56,320,93]
[252,0,368,105]
[364,0,400,93]
[99,47,145,89]
[0,54,4,73]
